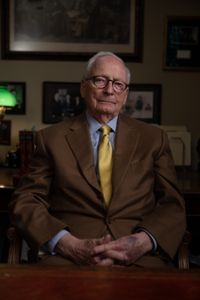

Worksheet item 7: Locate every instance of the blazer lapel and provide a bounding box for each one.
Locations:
[64,115,100,192]
[64,114,140,203]
[112,115,140,198]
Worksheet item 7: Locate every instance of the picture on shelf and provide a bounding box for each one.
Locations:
[124,92,153,119]
[0,82,26,115]
[43,82,85,124]
[122,84,161,124]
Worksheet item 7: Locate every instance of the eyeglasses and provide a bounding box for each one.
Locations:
[86,76,129,94]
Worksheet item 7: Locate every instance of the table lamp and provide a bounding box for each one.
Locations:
[0,86,17,120]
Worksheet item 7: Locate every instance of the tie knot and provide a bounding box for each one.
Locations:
[100,125,111,135]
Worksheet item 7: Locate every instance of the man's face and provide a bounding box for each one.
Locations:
[80,56,129,120]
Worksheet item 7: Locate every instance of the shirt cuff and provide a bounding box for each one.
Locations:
[135,227,157,253]
[41,229,70,255]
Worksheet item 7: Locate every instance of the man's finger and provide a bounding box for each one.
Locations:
[102,234,113,243]
[96,258,114,266]
[103,250,126,261]
[93,243,110,254]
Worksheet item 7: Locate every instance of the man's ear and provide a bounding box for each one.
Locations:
[123,89,129,105]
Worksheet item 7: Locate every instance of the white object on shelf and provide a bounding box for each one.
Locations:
[158,125,191,166]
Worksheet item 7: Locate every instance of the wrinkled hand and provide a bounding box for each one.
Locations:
[55,233,114,266]
[93,232,153,266]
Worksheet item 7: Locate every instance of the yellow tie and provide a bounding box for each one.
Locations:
[98,125,113,206]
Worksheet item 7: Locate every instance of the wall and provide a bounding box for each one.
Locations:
[0,0,200,169]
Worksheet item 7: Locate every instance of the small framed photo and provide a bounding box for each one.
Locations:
[0,82,26,115]
[122,84,162,124]
[164,16,200,70]
[43,82,85,124]
[0,120,11,145]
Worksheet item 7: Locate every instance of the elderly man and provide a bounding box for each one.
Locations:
[9,51,186,268]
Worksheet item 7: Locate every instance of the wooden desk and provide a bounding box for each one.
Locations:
[0,265,200,300]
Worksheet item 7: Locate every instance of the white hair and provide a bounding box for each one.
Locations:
[84,51,131,83]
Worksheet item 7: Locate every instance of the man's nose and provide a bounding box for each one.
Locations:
[104,80,114,93]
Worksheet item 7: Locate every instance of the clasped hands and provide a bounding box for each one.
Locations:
[55,231,153,267]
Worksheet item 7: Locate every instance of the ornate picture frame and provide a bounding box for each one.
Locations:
[1,0,144,61]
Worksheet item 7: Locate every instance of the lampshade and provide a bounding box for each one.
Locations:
[0,86,17,107]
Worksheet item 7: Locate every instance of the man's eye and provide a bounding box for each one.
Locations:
[115,81,124,88]
[95,77,106,83]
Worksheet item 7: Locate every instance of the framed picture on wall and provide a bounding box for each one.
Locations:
[0,120,11,145]
[0,82,26,115]
[164,16,200,71]
[43,82,85,124]
[122,84,162,124]
[1,0,144,61]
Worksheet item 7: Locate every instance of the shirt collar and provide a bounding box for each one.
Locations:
[86,111,118,134]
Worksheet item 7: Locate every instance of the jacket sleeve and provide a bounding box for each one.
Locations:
[137,130,186,259]
[9,130,69,251]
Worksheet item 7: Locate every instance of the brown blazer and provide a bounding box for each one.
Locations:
[9,113,186,267]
